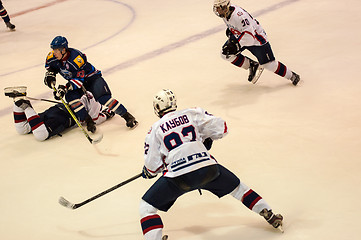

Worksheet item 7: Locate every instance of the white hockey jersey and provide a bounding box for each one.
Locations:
[144,107,228,178]
[224,5,268,47]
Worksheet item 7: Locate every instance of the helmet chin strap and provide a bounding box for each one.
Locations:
[61,48,68,60]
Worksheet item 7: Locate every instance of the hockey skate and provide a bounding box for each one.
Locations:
[5,22,16,31]
[260,208,284,233]
[290,72,300,86]
[4,86,27,101]
[121,112,138,129]
[14,99,32,110]
[248,59,264,84]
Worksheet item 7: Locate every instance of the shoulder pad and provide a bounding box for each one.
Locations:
[46,51,55,61]
[73,55,85,68]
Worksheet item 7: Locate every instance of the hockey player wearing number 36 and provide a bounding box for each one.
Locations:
[214,0,300,85]
[44,36,138,129]
[139,89,284,240]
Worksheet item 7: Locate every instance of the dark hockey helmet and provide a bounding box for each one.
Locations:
[50,36,68,50]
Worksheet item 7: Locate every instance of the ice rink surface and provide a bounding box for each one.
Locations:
[1,0,361,239]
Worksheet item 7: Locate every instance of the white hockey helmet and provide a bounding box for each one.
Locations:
[213,0,231,18]
[153,89,177,118]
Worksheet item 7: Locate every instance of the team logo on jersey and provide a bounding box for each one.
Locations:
[59,69,73,80]
[74,55,85,68]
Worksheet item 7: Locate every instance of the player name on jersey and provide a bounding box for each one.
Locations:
[160,114,190,133]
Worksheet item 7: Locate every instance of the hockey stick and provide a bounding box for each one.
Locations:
[59,173,142,209]
[26,96,61,104]
[51,85,103,144]
[4,86,61,104]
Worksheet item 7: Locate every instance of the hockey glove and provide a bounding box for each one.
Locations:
[53,85,68,100]
[203,137,213,150]
[222,38,241,56]
[84,114,96,133]
[225,28,232,37]
[142,166,157,179]
[44,71,56,88]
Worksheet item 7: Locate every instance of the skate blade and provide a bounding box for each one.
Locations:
[277,225,284,233]
[251,67,264,84]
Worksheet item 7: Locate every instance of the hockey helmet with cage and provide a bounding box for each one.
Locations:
[50,36,68,50]
[153,89,177,118]
[213,0,231,18]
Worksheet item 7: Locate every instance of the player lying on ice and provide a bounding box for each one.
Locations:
[139,89,284,240]
[4,86,114,141]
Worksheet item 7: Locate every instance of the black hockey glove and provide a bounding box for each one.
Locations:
[84,114,96,133]
[44,71,56,88]
[203,137,213,150]
[222,38,241,56]
[142,166,157,179]
[53,84,68,100]
[226,28,232,37]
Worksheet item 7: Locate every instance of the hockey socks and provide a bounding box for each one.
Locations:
[230,182,271,213]
[103,97,127,116]
[24,107,49,141]
[141,214,164,240]
[13,105,31,135]
[0,6,10,23]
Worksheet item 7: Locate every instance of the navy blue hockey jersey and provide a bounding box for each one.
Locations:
[45,48,101,90]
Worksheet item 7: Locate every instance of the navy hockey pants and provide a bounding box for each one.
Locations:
[142,164,240,212]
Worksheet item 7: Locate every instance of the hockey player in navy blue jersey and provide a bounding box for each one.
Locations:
[139,89,284,240]
[213,0,300,85]
[44,36,138,129]
[0,0,15,30]
[5,86,114,141]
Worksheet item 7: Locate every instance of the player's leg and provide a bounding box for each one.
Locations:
[64,89,97,133]
[139,200,164,240]
[14,99,49,141]
[13,101,31,135]
[249,43,300,85]
[221,46,260,82]
[64,89,88,121]
[203,164,283,230]
[5,86,48,140]
[85,76,138,128]
[140,177,184,240]
[0,1,15,30]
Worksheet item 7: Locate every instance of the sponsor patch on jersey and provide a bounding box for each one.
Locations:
[46,51,54,60]
[73,55,85,68]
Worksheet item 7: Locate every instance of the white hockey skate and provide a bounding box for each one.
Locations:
[260,208,284,233]
[4,86,27,100]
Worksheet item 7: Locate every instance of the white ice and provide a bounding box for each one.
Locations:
[1,0,361,239]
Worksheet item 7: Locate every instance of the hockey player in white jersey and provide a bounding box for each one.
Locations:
[4,86,114,141]
[139,89,284,240]
[214,0,300,85]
